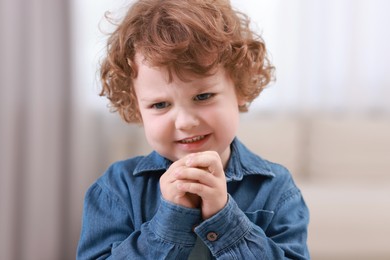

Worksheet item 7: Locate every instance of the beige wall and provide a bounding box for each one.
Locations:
[237,114,390,259]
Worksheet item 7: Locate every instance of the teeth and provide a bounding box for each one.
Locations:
[180,135,205,144]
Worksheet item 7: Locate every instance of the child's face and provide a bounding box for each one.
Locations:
[134,55,245,167]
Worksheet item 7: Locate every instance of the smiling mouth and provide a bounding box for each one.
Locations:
[178,135,206,144]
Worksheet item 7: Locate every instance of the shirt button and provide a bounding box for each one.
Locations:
[206,232,218,241]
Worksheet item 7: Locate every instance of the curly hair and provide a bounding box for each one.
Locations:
[100,0,275,123]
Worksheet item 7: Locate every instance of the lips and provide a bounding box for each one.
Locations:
[178,135,206,144]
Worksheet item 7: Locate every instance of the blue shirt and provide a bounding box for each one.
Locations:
[77,138,310,259]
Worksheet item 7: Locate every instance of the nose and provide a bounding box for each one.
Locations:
[174,107,200,131]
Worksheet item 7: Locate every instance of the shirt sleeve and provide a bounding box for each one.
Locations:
[76,183,202,260]
[193,191,310,259]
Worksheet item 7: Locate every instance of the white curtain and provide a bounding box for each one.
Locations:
[233,0,390,114]
[0,1,144,259]
[0,0,79,259]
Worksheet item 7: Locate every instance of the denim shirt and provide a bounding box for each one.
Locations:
[77,138,310,259]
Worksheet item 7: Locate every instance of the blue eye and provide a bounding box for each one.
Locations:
[152,102,169,109]
[194,93,214,101]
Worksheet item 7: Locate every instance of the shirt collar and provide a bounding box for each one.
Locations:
[133,137,275,180]
[224,137,275,181]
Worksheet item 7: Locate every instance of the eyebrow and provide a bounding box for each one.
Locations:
[138,96,167,102]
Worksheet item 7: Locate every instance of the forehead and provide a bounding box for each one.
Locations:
[134,53,226,87]
[134,53,170,83]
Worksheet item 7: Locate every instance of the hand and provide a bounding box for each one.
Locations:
[160,157,201,209]
[174,151,228,219]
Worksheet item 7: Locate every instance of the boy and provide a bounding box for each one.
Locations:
[77,0,310,259]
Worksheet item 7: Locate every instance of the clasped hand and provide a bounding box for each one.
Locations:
[160,151,228,220]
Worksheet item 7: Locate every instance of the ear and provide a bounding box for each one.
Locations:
[237,95,247,107]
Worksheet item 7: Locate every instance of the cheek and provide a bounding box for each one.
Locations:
[204,105,239,130]
[142,115,170,142]
[140,114,156,138]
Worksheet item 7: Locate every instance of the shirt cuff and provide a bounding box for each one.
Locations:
[149,196,202,246]
[193,194,252,254]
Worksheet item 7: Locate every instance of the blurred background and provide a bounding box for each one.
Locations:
[1,0,389,259]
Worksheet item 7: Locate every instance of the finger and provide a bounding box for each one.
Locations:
[169,179,201,208]
[185,151,223,176]
[176,181,213,198]
[163,163,188,183]
[162,178,195,199]
[174,166,216,186]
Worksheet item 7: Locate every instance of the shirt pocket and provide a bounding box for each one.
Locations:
[244,210,274,231]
